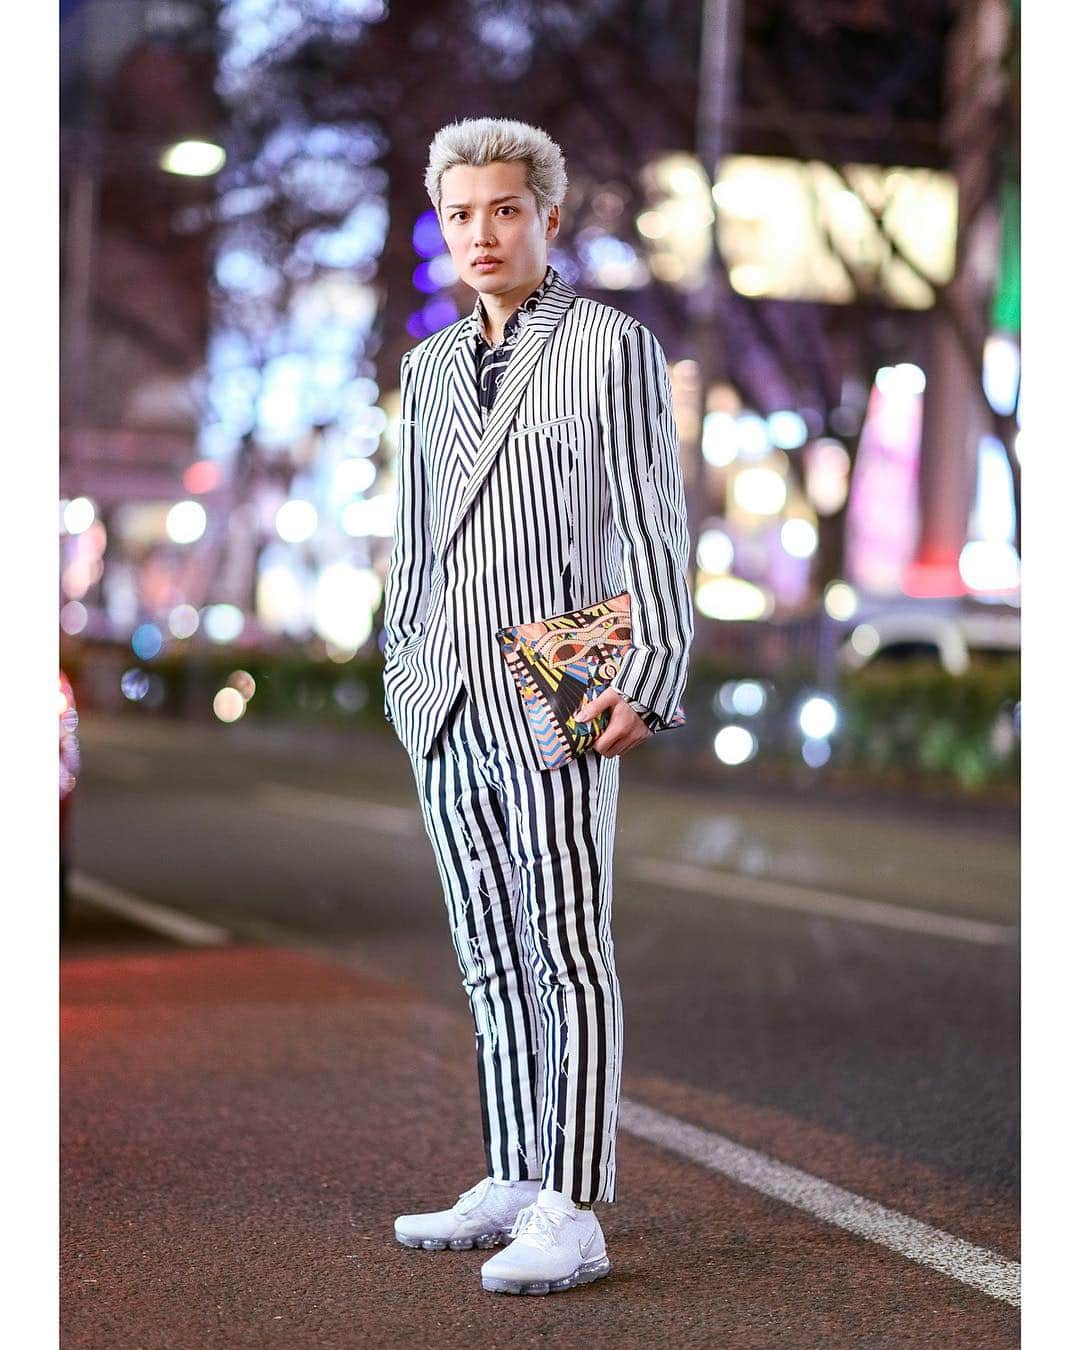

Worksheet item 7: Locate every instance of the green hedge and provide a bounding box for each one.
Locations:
[835,658,1020,792]
[62,641,1019,796]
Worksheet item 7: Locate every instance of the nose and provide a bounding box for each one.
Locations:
[472,221,496,247]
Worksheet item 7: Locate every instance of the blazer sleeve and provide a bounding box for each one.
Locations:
[599,322,695,730]
[381,350,430,691]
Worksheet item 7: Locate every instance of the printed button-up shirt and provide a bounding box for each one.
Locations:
[471,264,556,417]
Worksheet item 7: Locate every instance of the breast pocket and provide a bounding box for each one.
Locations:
[510,414,584,450]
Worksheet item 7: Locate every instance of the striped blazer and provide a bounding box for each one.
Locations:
[381,266,695,772]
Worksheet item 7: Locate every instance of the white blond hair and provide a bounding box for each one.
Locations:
[425,117,568,220]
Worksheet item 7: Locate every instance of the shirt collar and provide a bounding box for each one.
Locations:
[471,264,557,347]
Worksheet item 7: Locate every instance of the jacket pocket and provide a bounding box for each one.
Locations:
[509,414,584,446]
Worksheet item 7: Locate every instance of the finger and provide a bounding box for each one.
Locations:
[576,692,617,721]
[594,731,631,757]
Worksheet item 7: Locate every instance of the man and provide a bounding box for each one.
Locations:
[382,116,693,1295]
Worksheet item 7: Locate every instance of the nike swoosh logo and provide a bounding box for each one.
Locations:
[578,1228,602,1260]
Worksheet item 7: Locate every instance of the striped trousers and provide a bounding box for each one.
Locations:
[406,687,624,1205]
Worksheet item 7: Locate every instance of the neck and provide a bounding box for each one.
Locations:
[478,265,548,344]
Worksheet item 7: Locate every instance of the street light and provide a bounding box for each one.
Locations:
[159,139,226,177]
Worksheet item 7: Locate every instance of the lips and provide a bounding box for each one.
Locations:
[473,258,501,266]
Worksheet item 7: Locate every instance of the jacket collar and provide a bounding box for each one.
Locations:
[435,265,578,559]
[467,263,558,349]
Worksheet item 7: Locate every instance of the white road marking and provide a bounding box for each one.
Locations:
[633,857,1017,946]
[68,872,232,947]
[619,1099,1020,1307]
[255,783,417,835]
[61,860,1020,1308]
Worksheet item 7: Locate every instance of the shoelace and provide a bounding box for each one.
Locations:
[508,1201,570,1249]
[452,1177,495,1215]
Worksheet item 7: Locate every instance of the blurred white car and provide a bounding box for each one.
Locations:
[838,606,1020,675]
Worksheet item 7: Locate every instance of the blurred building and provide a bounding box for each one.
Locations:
[60,0,1020,686]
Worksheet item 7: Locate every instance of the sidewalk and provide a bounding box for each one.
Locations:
[61,941,1018,1349]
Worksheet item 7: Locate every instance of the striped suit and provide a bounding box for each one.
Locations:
[381,266,693,1203]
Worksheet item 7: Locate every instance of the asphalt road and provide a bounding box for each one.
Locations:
[61,711,1019,1348]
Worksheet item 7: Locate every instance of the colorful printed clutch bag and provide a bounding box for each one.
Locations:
[496,591,685,769]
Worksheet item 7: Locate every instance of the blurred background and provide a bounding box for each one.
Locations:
[56,5,1022,1339]
[59,0,1020,817]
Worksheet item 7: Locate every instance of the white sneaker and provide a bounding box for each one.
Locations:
[394,1177,541,1251]
[480,1189,611,1295]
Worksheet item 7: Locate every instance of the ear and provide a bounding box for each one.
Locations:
[545,202,560,241]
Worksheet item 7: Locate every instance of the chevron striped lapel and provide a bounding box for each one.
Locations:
[446,326,485,477]
[436,271,578,559]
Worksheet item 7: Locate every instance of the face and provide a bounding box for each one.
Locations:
[438,159,559,298]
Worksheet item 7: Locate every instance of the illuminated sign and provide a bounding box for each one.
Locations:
[845,366,925,594]
[714,156,957,308]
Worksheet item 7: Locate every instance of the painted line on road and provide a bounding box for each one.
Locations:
[255,783,417,835]
[619,1098,1020,1306]
[68,872,232,947]
[633,858,1016,946]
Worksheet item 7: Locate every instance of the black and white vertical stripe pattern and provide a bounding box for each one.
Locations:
[381,267,695,774]
[406,687,623,1204]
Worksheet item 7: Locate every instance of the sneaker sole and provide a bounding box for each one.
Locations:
[481,1254,611,1295]
[395,1230,509,1251]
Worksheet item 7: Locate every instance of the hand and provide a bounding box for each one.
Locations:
[574,688,652,758]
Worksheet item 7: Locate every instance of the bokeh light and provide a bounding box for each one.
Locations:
[166,500,208,544]
[780,518,818,559]
[64,497,96,535]
[701,411,740,468]
[227,669,256,701]
[203,604,245,643]
[60,601,88,635]
[333,458,378,497]
[850,623,881,658]
[275,499,319,544]
[824,581,858,621]
[714,725,757,766]
[804,439,851,515]
[802,738,832,768]
[183,460,222,494]
[696,526,735,574]
[313,562,380,650]
[735,413,770,459]
[131,623,164,660]
[717,679,767,716]
[733,466,787,515]
[798,695,838,739]
[160,139,226,176]
[121,668,151,701]
[213,687,246,722]
[958,540,1021,594]
[168,604,201,639]
[412,210,445,258]
[341,493,395,538]
[696,575,773,621]
[766,410,808,450]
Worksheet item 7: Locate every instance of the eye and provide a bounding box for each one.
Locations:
[498,206,517,215]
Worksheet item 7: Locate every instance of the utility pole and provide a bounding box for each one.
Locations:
[689,0,743,620]
[914,0,1014,584]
